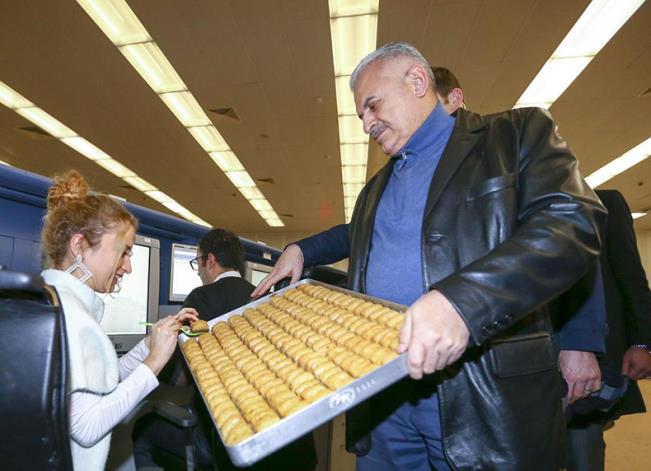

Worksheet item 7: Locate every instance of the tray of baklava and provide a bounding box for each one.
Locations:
[179,279,408,467]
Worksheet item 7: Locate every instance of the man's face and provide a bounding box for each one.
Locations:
[354,60,424,156]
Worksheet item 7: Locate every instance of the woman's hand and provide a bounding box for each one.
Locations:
[143,315,183,375]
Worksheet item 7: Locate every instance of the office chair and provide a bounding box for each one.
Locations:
[0,269,73,470]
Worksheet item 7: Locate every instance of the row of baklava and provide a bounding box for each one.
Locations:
[180,284,405,445]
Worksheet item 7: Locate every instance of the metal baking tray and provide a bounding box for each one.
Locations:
[178,278,408,467]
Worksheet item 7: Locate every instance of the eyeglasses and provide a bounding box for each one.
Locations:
[189,254,207,271]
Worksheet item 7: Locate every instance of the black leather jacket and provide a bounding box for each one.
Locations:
[346,107,607,470]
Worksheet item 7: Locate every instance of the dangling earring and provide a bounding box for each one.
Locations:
[65,254,93,283]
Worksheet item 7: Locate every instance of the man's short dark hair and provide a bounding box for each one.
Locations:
[198,228,245,275]
[431,66,462,97]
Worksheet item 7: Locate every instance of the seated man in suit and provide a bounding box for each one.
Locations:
[184,228,255,320]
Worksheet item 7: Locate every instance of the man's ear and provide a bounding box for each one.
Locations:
[448,88,464,109]
[206,253,217,268]
[406,64,430,98]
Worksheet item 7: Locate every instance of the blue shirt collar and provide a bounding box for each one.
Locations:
[395,101,454,159]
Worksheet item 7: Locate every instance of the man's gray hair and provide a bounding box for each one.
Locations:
[349,42,434,90]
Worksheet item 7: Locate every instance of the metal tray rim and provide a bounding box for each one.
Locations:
[178,278,408,466]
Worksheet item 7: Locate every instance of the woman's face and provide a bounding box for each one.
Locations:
[84,224,136,293]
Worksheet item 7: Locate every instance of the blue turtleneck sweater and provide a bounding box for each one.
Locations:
[366,102,455,306]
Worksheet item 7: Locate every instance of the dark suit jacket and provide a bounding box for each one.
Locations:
[596,189,651,416]
[183,276,254,320]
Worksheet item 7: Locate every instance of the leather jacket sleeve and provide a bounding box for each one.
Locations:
[434,108,607,346]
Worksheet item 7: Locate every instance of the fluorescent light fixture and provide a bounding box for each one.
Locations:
[225,171,255,188]
[515,0,644,108]
[159,91,211,127]
[516,57,592,108]
[335,76,357,115]
[265,218,285,228]
[161,200,188,214]
[586,137,651,188]
[249,199,273,212]
[330,15,378,76]
[61,137,110,160]
[144,190,173,204]
[209,151,245,172]
[0,81,33,109]
[329,0,379,17]
[338,115,367,144]
[0,80,211,228]
[343,182,364,197]
[239,187,265,200]
[632,212,647,220]
[259,210,279,219]
[0,159,11,166]
[95,158,136,178]
[76,0,151,46]
[554,0,645,57]
[119,42,186,93]
[123,176,156,192]
[330,0,377,222]
[16,107,77,138]
[345,196,357,208]
[78,0,282,228]
[340,143,368,166]
[188,216,211,227]
[342,165,367,183]
[189,126,230,152]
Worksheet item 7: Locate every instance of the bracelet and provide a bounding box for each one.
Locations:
[631,344,651,354]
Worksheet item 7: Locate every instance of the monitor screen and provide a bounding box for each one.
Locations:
[245,261,273,288]
[169,243,202,302]
[99,235,160,353]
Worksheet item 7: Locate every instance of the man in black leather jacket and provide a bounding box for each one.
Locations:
[259,43,606,470]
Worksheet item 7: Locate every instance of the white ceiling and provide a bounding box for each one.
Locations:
[1,0,650,231]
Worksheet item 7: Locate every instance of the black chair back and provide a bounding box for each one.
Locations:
[0,270,72,470]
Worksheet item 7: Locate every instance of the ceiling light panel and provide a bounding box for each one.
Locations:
[0,81,34,109]
[77,0,283,227]
[586,137,651,188]
[632,212,647,220]
[515,0,644,108]
[123,175,156,192]
[61,137,111,160]
[16,107,77,139]
[159,91,212,127]
[190,126,230,153]
[225,171,256,188]
[239,186,265,201]
[76,0,151,46]
[119,42,186,93]
[209,151,245,172]
[330,0,378,223]
[0,79,210,227]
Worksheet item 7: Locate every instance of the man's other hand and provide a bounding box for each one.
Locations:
[398,290,470,379]
[251,244,304,298]
[622,346,651,380]
[558,350,601,403]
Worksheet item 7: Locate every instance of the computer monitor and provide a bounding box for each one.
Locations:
[169,243,202,302]
[99,234,160,354]
[245,261,273,288]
